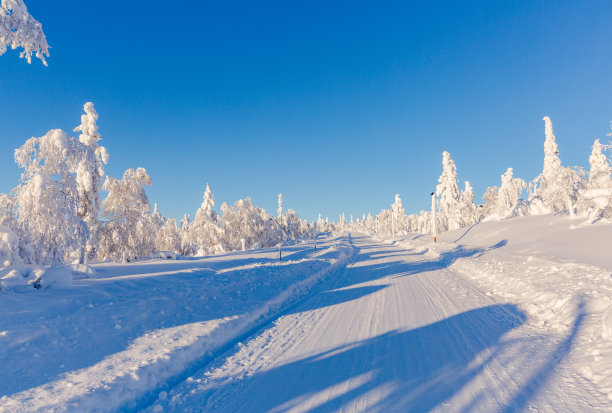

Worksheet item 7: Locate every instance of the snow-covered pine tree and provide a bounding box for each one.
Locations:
[436,151,462,230]
[189,183,223,255]
[364,213,375,233]
[98,168,155,262]
[0,0,49,64]
[391,194,407,234]
[73,102,109,261]
[150,203,166,239]
[530,116,583,215]
[14,129,88,265]
[459,181,477,226]
[579,139,612,219]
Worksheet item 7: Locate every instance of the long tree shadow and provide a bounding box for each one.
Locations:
[0,238,349,398]
[499,300,586,412]
[196,304,527,412]
[341,236,507,286]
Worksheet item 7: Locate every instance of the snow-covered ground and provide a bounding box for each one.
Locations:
[416,214,612,405]
[1,215,611,412]
[150,219,611,412]
[0,235,352,412]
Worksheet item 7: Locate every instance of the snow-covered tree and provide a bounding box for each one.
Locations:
[495,168,526,219]
[530,116,583,215]
[189,183,223,255]
[0,192,15,228]
[391,194,407,234]
[283,208,309,240]
[579,139,612,219]
[0,0,49,65]
[459,181,477,226]
[178,213,194,255]
[156,217,181,254]
[481,186,499,218]
[14,129,87,264]
[375,209,393,234]
[220,197,271,251]
[73,102,109,261]
[98,168,155,262]
[416,210,432,235]
[365,212,376,233]
[587,139,612,189]
[277,193,283,220]
[436,151,462,230]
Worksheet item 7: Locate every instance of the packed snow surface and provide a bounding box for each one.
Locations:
[1,215,612,412]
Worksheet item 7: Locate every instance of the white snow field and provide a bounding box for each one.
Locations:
[0,235,352,412]
[1,215,612,412]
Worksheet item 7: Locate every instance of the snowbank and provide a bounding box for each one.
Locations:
[398,214,612,401]
[0,264,93,292]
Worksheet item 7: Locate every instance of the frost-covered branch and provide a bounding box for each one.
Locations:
[0,0,49,65]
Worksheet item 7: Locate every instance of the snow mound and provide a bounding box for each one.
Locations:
[34,266,73,290]
[69,263,97,278]
[0,265,73,291]
[0,266,44,292]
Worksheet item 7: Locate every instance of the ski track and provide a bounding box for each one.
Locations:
[149,233,608,412]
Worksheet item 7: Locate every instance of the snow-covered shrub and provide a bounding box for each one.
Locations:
[34,266,73,289]
[0,265,43,291]
[0,0,49,64]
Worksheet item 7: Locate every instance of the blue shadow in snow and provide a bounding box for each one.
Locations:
[194,304,526,412]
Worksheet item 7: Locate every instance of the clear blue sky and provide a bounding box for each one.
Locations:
[1,0,611,222]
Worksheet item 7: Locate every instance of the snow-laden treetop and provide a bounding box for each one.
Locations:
[0,0,49,65]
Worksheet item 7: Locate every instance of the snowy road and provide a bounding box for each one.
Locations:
[155,233,602,412]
